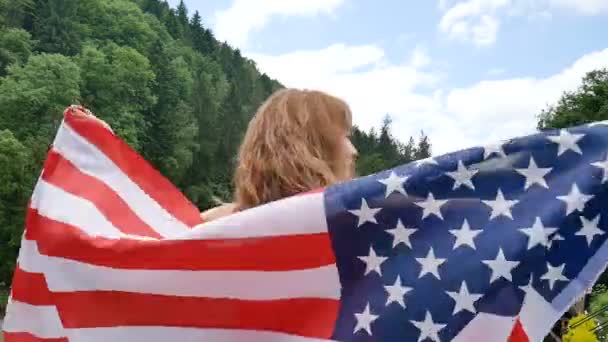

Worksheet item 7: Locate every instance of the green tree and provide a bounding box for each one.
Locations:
[0,28,33,75]
[77,43,156,150]
[351,118,432,176]
[0,53,80,149]
[538,69,608,129]
[32,0,88,55]
[0,0,34,29]
[0,130,34,293]
[590,285,608,341]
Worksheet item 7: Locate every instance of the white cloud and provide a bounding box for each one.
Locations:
[439,0,608,46]
[548,0,608,15]
[214,0,346,48]
[441,47,608,152]
[248,44,608,156]
[438,0,510,46]
[246,44,440,134]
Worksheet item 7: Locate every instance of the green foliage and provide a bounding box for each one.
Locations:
[0,53,80,148]
[538,69,608,130]
[0,28,34,75]
[590,285,608,341]
[0,130,34,293]
[78,42,156,149]
[352,116,432,176]
[563,314,599,342]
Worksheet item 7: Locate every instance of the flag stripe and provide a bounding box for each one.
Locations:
[41,150,162,238]
[2,301,64,339]
[18,239,341,300]
[30,180,123,238]
[52,291,339,338]
[3,332,68,342]
[63,108,201,228]
[54,120,191,236]
[65,327,334,342]
[26,209,336,271]
[188,192,328,239]
[11,267,53,306]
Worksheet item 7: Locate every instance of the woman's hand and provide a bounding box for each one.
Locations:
[70,106,112,131]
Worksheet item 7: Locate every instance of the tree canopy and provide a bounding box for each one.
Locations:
[538,69,608,129]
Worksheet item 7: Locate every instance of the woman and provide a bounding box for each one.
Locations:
[72,88,358,221]
[203,88,358,221]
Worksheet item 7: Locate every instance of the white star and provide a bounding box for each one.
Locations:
[353,303,378,335]
[547,130,585,156]
[384,275,412,308]
[446,160,478,190]
[415,157,438,166]
[411,311,446,342]
[447,281,483,315]
[415,192,448,220]
[576,214,604,247]
[482,189,518,220]
[541,263,569,291]
[416,247,446,280]
[557,184,593,216]
[378,171,408,197]
[349,198,382,227]
[592,156,608,183]
[386,219,416,248]
[519,217,558,250]
[449,219,482,250]
[483,142,507,159]
[482,248,520,283]
[515,156,551,190]
[358,246,388,276]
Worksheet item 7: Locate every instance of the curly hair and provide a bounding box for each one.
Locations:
[233,88,353,209]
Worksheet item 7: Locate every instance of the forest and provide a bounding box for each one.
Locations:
[0,0,432,309]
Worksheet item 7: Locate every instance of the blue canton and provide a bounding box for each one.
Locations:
[325,121,608,341]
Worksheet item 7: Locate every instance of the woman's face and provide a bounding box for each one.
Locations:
[340,134,358,179]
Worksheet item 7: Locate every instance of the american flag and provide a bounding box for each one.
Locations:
[3,106,608,341]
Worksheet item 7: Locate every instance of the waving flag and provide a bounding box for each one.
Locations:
[3,106,608,341]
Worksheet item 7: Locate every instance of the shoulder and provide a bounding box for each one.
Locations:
[200,203,238,222]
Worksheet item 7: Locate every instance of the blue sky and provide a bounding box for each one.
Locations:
[168,0,608,154]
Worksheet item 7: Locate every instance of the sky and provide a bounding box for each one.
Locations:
[167,0,608,155]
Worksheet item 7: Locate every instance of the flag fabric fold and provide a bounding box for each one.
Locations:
[3,106,608,341]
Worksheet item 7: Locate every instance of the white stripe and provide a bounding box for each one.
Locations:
[188,193,327,239]
[31,180,123,238]
[66,327,333,342]
[2,300,65,338]
[53,123,189,237]
[20,240,341,300]
[519,288,558,342]
[453,313,517,341]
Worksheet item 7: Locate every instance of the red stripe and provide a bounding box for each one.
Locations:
[507,318,530,342]
[26,208,336,271]
[41,150,162,238]
[63,107,202,227]
[10,267,54,306]
[53,291,339,338]
[3,332,67,342]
